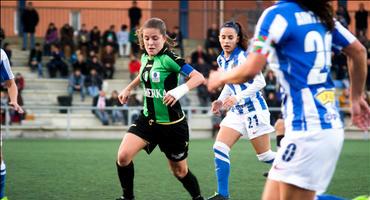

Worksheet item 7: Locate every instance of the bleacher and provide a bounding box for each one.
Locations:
[2,39,214,139]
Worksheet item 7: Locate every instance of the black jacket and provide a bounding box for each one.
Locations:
[21,8,39,33]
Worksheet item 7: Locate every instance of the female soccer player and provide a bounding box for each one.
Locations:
[1,48,24,200]
[208,21,275,200]
[115,18,205,200]
[207,1,369,200]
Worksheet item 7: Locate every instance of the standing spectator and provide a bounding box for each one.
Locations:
[21,2,39,50]
[67,69,86,101]
[193,58,211,108]
[92,90,109,125]
[191,45,208,65]
[128,55,140,80]
[265,92,281,125]
[60,23,75,59]
[336,5,351,28]
[43,23,58,56]
[128,0,142,30]
[89,26,101,47]
[117,24,130,57]
[2,43,12,66]
[102,25,118,51]
[264,70,278,97]
[29,43,43,77]
[84,68,103,97]
[171,26,184,57]
[355,3,368,37]
[0,27,5,47]
[205,23,220,51]
[101,45,116,79]
[109,90,124,124]
[77,23,90,57]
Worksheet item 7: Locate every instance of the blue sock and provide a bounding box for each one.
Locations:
[316,194,347,200]
[0,160,6,198]
[213,141,230,198]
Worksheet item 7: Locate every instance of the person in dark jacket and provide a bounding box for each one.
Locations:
[21,2,39,50]
[84,68,103,97]
[128,1,142,30]
[0,27,5,47]
[29,43,43,77]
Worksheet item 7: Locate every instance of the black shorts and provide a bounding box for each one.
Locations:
[128,114,189,161]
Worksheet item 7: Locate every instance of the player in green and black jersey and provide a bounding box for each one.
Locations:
[115,18,206,200]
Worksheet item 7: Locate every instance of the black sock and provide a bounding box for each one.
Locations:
[177,169,202,199]
[116,161,134,199]
[276,135,284,148]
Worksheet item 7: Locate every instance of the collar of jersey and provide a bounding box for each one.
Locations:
[144,45,168,59]
[220,46,242,62]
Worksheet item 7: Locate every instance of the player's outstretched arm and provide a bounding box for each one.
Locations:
[5,79,24,113]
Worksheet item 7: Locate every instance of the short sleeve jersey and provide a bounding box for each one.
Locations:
[1,49,14,83]
[250,0,356,132]
[140,46,193,123]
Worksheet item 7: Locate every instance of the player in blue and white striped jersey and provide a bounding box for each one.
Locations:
[1,48,24,200]
[208,0,369,200]
[208,21,275,200]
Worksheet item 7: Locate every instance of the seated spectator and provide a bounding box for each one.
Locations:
[43,22,58,56]
[125,93,141,124]
[109,90,124,124]
[47,43,69,78]
[73,53,88,76]
[205,23,220,51]
[0,91,9,125]
[265,92,281,125]
[92,90,109,125]
[89,26,101,47]
[332,52,349,89]
[77,23,89,57]
[338,88,350,122]
[101,45,116,79]
[102,25,118,52]
[170,26,184,57]
[13,73,25,123]
[84,68,103,97]
[60,23,75,60]
[129,24,140,57]
[117,24,130,57]
[193,57,211,108]
[87,55,104,76]
[67,69,86,101]
[191,45,208,65]
[128,54,140,80]
[264,70,278,97]
[3,43,12,66]
[29,43,43,77]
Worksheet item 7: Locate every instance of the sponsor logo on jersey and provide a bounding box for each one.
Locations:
[151,71,160,82]
[144,88,166,99]
[315,90,335,105]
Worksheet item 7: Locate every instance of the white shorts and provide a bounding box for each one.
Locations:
[220,110,274,140]
[268,128,344,194]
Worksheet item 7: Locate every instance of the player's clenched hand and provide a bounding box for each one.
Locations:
[211,100,222,116]
[163,93,178,107]
[222,96,238,110]
[207,70,223,92]
[9,102,24,114]
[118,89,130,104]
[351,97,370,131]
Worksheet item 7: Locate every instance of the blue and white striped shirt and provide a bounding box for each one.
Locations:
[217,47,268,115]
[251,0,356,132]
[1,49,14,83]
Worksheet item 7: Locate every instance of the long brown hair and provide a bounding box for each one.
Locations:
[136,18,175,50]
[295,0,335,31]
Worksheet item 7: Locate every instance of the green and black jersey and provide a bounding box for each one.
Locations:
[139,46,193,123]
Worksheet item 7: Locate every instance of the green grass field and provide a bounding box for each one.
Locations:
[2,139,369,200]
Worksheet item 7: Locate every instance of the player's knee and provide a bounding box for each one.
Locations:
[274,119,285,136]
[170,165,188,178]
[213,141,230,156]
[257,150,276,164]
[117,151,132,166]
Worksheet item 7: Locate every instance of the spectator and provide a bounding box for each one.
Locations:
[207,47,218,65]
[0,27,5,47]
[89,26,101,47]
[92,90,109,125]
[77,23,90,57]
[336,5,351,28]
[47,43,69,78]
[117,24,130,57]
[67,69,86,101]
[60,23,75,59]
[102,25,118,51]
[29,43,43,77]
[128,0,142,30]
[84,68,103,97]
[191,45,208,65]
[73,53,88,76]
[109,90,124,124]
[125,93,141,124]
[205,23,220,51]
[332,52,349,89]
[101,45,116,79]
[21,2,39,50]
[193,57,211,108]
[338,88,351,123]
[43,23,58,56]
[355,3,368,37]
[264,70,278,97]
[13,73,25,123]
[129,24,140,56]
[265,92,281,125]
[170,26,184,57]
[87,55,104,75]
[0,91,9,125]
[128,54,140,80]
[2,43,12,66]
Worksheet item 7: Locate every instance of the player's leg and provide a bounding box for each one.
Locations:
[261,179,280,200]
[116,133,147,200]
[168,159,204,200]
[250,134,276,164]
[0,158,6,200]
